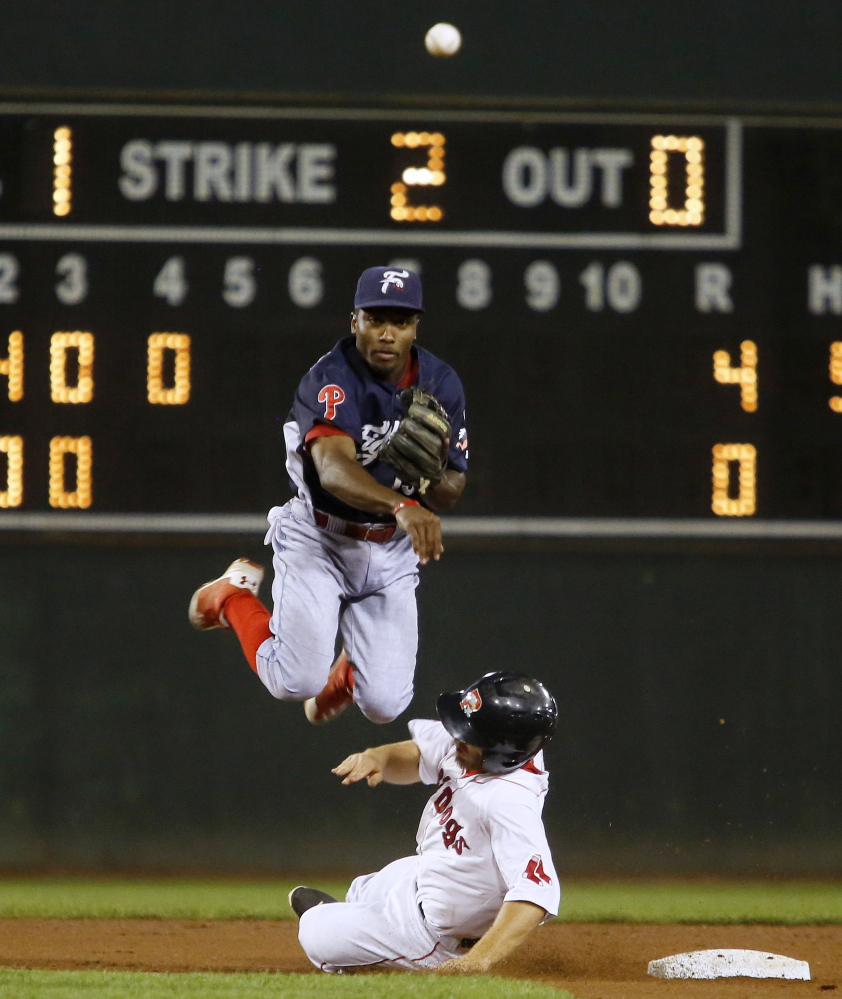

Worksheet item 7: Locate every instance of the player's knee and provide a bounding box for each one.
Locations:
[259,669,324,701]
[356,686,413,725]
[256,644,328,701]
[357,703,398,724]
[297,908,346,967]
[296,915,322,963]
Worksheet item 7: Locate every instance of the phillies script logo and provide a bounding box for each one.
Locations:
[360,419,397,466]
[318,384,346,419]
[524,854,552,886]
[432,782,470,855]
[460,689,482,717]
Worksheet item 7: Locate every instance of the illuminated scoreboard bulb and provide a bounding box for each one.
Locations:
[49,435,92,509]
[0,331,24,401]
[147,333,191,404]
[649,134,704,227]
[712,443,756,516]
[389,131,445,221]
[53,126,72,217]
[0,435,23,508]
[713,340,758,412]
[829,342,842,411]
[50,331,94,403]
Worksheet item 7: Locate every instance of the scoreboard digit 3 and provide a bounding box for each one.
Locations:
[0,104,840,520]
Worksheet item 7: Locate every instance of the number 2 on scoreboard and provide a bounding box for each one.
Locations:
[389,131,446,222]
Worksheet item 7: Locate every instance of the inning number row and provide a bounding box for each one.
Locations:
[0,252,744,314]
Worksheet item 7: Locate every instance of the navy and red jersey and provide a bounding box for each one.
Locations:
[284,336,468,524]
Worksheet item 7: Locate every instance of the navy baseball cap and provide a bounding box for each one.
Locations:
[354,266,424,313]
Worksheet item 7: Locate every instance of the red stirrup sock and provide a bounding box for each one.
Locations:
[222,590,271,673]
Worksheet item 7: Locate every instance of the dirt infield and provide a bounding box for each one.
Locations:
[0,920,838,997]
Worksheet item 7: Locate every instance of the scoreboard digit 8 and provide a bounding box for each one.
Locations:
[0,103,841,519]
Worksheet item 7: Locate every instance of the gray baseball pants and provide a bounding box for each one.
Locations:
[255,497,419,723]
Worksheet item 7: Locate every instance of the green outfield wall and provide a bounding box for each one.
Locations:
[1,1,840,877]
[0,536,838,875]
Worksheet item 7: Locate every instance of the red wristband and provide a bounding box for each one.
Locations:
[393,499,420,516]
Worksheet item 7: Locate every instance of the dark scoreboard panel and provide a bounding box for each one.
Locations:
[0,105,841,518]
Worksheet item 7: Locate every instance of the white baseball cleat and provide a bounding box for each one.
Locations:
[188,558,264,631]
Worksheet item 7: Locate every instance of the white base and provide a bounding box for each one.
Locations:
[648,948,811,980]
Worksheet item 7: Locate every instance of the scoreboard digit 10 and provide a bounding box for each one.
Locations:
[0,103,841,521]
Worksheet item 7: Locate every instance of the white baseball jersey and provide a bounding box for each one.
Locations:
[410,718,560,938]
[297,719,559,972]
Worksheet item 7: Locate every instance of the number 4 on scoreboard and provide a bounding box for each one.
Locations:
[711,343,757,516]
[713,341,757,412]
[154,256,188,306]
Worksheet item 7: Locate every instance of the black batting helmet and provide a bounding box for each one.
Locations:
[437,671,558,774]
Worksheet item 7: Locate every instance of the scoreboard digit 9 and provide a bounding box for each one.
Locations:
[0,103,841,520]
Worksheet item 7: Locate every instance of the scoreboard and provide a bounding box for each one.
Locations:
[1,103,842,520]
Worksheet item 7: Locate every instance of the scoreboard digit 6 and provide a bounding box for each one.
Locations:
[0,103,841,520]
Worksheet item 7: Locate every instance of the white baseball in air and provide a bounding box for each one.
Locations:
[425,22,462,57]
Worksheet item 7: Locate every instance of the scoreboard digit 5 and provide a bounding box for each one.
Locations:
[0,104,840,520]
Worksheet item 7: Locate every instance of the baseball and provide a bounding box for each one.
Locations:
[425,22,462,57]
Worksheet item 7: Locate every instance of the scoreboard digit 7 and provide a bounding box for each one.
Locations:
[0,103,841,520]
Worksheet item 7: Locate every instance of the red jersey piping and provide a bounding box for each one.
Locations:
[304,423,352,449]
[396,350,419,389]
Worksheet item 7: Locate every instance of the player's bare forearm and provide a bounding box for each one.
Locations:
[332,740,421,786]
[423,470,466,514]
[311,435,444,564]
[312,435,407,514]
[435,900,546,974]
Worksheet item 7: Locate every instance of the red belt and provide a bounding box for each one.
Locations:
[314,509,397,543]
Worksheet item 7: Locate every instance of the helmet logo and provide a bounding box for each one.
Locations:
[380,269,409,293]
[460,689,482,716]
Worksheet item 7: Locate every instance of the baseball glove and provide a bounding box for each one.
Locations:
[379,388,451,493]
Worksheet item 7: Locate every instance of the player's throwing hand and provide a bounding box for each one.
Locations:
[394,503,444,564]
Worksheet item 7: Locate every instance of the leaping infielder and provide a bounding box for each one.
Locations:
[189,266,467,726]
[289,672,560,974]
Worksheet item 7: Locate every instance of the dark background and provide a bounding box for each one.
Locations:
[4,119,842,518]
[0,1,840,874]
[0,536,839,875]
[1,0,842,111]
